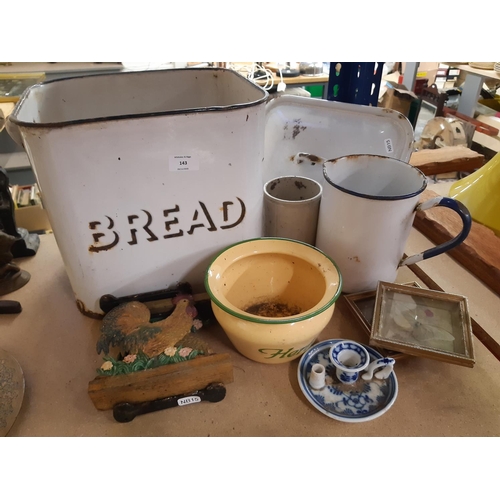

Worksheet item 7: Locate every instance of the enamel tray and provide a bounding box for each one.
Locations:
[297,339,398,423]
[264,95,414,186]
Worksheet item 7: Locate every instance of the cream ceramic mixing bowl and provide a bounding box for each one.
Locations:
[205,238,342,364]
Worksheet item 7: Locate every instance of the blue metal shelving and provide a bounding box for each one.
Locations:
[327,62,384,106]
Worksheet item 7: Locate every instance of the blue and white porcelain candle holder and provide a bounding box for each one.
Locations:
[329,340,395,384]
[299,339,399,422]
[329,341,371,384]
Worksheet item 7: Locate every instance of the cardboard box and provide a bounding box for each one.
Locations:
[14,204,52,233]
[10,184,52,233]
[401,62,440,86]
[379,82,419,117]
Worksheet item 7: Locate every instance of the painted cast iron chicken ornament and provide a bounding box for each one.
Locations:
[89,293,230,420]
[96,294,207,359]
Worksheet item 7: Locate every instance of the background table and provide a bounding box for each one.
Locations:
[248,72,329,98]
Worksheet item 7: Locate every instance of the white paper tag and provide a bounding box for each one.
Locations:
[177,395,202,406]
[169,155,199,172]
[384,138,394,154]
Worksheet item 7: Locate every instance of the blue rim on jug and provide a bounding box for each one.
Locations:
[322,154,428,201]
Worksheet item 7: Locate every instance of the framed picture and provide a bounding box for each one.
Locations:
[343,282,421,359]
[370,281,475,367]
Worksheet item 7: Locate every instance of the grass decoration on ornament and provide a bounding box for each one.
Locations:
[97,346,204,377]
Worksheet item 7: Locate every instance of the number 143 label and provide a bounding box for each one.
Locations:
[169,155,199,172]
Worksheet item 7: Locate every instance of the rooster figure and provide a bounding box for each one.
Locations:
[96,295,203,358]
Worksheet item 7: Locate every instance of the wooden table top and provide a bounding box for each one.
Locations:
[1,220,499,437]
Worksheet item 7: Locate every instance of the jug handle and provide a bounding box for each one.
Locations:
[399,196,472,267]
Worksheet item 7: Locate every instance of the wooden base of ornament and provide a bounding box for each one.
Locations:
[88,353,234,420]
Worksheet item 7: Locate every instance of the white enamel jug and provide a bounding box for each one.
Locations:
[297,153,472,294]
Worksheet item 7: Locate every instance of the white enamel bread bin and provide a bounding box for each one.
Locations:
[7,68,413,315]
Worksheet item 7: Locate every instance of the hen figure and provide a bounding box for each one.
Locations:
[96,295,198,358]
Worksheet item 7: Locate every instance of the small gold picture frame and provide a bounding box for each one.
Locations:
[343,282,421,359]
[370,281,475,367]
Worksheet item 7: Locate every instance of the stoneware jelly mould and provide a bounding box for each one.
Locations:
[297,339,398,422]
[205,238,342,364]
